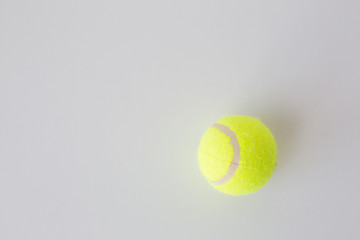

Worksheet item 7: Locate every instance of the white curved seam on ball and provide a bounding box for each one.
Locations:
[210,123,241,185]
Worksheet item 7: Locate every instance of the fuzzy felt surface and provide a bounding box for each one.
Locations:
[198,116,277,195]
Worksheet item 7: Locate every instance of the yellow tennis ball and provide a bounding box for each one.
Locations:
[198,115,277,195]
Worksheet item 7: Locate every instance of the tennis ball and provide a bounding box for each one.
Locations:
[198,115,277,195]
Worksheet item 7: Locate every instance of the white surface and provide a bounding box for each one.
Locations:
[1,1,360,239]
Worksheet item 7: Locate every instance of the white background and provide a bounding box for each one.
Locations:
[1,0,359,239]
